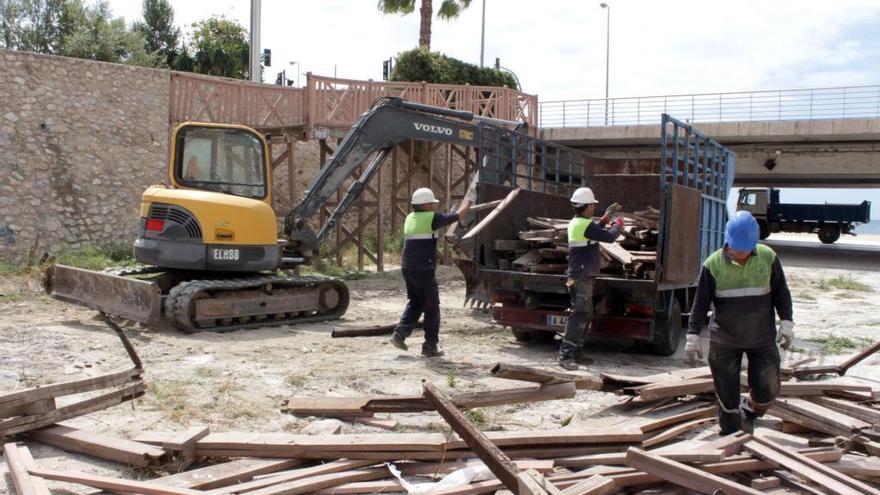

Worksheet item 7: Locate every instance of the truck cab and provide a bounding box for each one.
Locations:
[737,188,772,239]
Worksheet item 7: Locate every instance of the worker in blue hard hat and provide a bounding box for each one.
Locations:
[687,210,794,435]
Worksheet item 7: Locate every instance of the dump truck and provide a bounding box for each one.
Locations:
[452,115,735,355]
[736,187,871,244]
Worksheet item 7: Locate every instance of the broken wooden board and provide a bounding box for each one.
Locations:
[778,381,874,397]
[599,242,633,265]
[462,188,521,241]
[27,424,168,468]
[624,447,763,495]
[0,367,142,411]
[28,467,204,495]
[490,363,603,390]
[205,459,377,495]
[422,382,524,494]
[151,458,304,490]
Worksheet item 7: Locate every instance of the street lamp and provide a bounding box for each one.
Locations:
[600,2,610,124]
[480,0,486,67]
[288,61,300,87]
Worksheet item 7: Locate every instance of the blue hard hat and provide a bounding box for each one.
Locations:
[725,211,760,251]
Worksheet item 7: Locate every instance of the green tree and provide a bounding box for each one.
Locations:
[0,0,65,52]
[188,16,249,79]
[378,0,471,51]
[59,0,159,65]
[132,0,178,67]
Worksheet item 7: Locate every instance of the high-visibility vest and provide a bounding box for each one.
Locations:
[704,244,776,299]
[404,211,436,240]
[568,216,597,247]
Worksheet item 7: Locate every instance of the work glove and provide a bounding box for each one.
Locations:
[612,217,624,230]
[777,320,795,350]
[685,334,703,365]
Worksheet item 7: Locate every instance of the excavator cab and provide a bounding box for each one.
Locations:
[134,123,281,273]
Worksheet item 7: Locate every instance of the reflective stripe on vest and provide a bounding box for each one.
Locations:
[704,243,776,299]
[568,216,596,247]
[404,211,436,240]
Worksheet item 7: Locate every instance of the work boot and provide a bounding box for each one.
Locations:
[421,347,445,358]
[558,356,578,371]
[574,349,594,366]
[740,397,758,434]
[390,332,408,351]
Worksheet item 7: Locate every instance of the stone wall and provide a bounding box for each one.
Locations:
[0,49,169,262]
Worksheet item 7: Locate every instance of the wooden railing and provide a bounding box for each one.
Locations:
[169,72,537,133]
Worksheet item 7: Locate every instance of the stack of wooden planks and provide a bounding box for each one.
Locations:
[492,208,660,279]
[6,352,880,495]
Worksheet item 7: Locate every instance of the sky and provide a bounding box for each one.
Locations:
[106,0,880,217]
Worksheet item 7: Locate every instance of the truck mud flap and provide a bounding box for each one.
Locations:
[45,265,163,326]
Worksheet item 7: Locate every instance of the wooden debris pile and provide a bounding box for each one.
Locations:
[492,207,661,279]
[6,342,880,495]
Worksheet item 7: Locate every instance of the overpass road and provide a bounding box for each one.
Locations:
[764,234,880,271]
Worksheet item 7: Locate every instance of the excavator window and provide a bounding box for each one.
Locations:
[174,125,267,199]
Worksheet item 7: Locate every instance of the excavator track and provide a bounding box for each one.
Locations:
[164,274,349,333]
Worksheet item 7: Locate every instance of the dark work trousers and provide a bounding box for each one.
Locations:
[559,278,594,360]
[394,269,441,351]
[708,341,781,435]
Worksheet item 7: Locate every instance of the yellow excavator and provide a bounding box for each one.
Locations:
[45,97,522,333]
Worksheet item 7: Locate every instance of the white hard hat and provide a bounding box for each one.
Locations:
[411,187,440,205]
[570,187,598,206]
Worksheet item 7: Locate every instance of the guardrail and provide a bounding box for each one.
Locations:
[539,85,880,128]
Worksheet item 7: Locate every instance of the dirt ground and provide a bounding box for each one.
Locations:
[1,258,879,494]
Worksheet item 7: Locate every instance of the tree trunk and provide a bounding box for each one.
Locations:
[418,0,432,50]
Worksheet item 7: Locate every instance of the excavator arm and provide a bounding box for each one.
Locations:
[283,97,519,260]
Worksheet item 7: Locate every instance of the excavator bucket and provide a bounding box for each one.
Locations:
[44,265,163,326]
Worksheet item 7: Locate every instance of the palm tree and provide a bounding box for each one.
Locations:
[378,0,472,51]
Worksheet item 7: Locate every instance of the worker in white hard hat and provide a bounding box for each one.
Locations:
[559,187,624,370]
[390,187,471,357]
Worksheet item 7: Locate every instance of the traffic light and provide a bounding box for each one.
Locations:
[382,57,393,81]
[275,71,283,86]
[262,48,272,67]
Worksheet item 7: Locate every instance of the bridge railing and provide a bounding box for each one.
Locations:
[539,85,880,128]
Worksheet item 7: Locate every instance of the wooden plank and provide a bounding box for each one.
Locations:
[446,382,577,409]
[810,397,880,425]
[745,441,863,495]
[434,479,504,495]
[0,382,146,436]
[637,404,717,433]
[462,188,521,241]
[27,467,205,495]
[748,436,880,495]
[829,454,880,478]
[394,459,555,477]
[641,416,717,448]
[331,322,420,338]
[839,340,880,373]
[776,398,872,432]
[422,382,527,494]
[315,480,403,494]
[516,469,562,495]
[495,239,531,251]
[4,442,50,495]
[335,416,398,430]
[244,468,390,495]
[27,424,168,467]
[206,459,377,495]
[490,363,603,390]
[0,367,142,409]
[559,475,615,495]
[599,242,633,265]
[0,399,56,419]
[750,476,781,490]
[151,458,303,490]
[636,378,715,401]
[16,444,51,495]
[779,382,874,396]
[625,447,763,495]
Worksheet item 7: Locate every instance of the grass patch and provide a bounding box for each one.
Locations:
[446,371,457,388]
[195,367,217,378]
[807,334,872,354]
[302,259,367,280]
[365,230,405,255]
[146,379,199,424]
[787,345,807,353]
[55,245,136,271]
[286,373,307,387]
[861,320,880,327]
[465,408,487,429]
[561,415,573,427]
[818,276,872,292]
[795,292,816,301]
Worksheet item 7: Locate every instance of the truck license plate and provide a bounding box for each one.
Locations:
[547,314,568,327]
[211,248,240,261]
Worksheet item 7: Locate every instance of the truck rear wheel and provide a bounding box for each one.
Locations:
[649,299,683,356]
[818,226,840,244]
[758,221,770,240]
[512,328,531,342]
